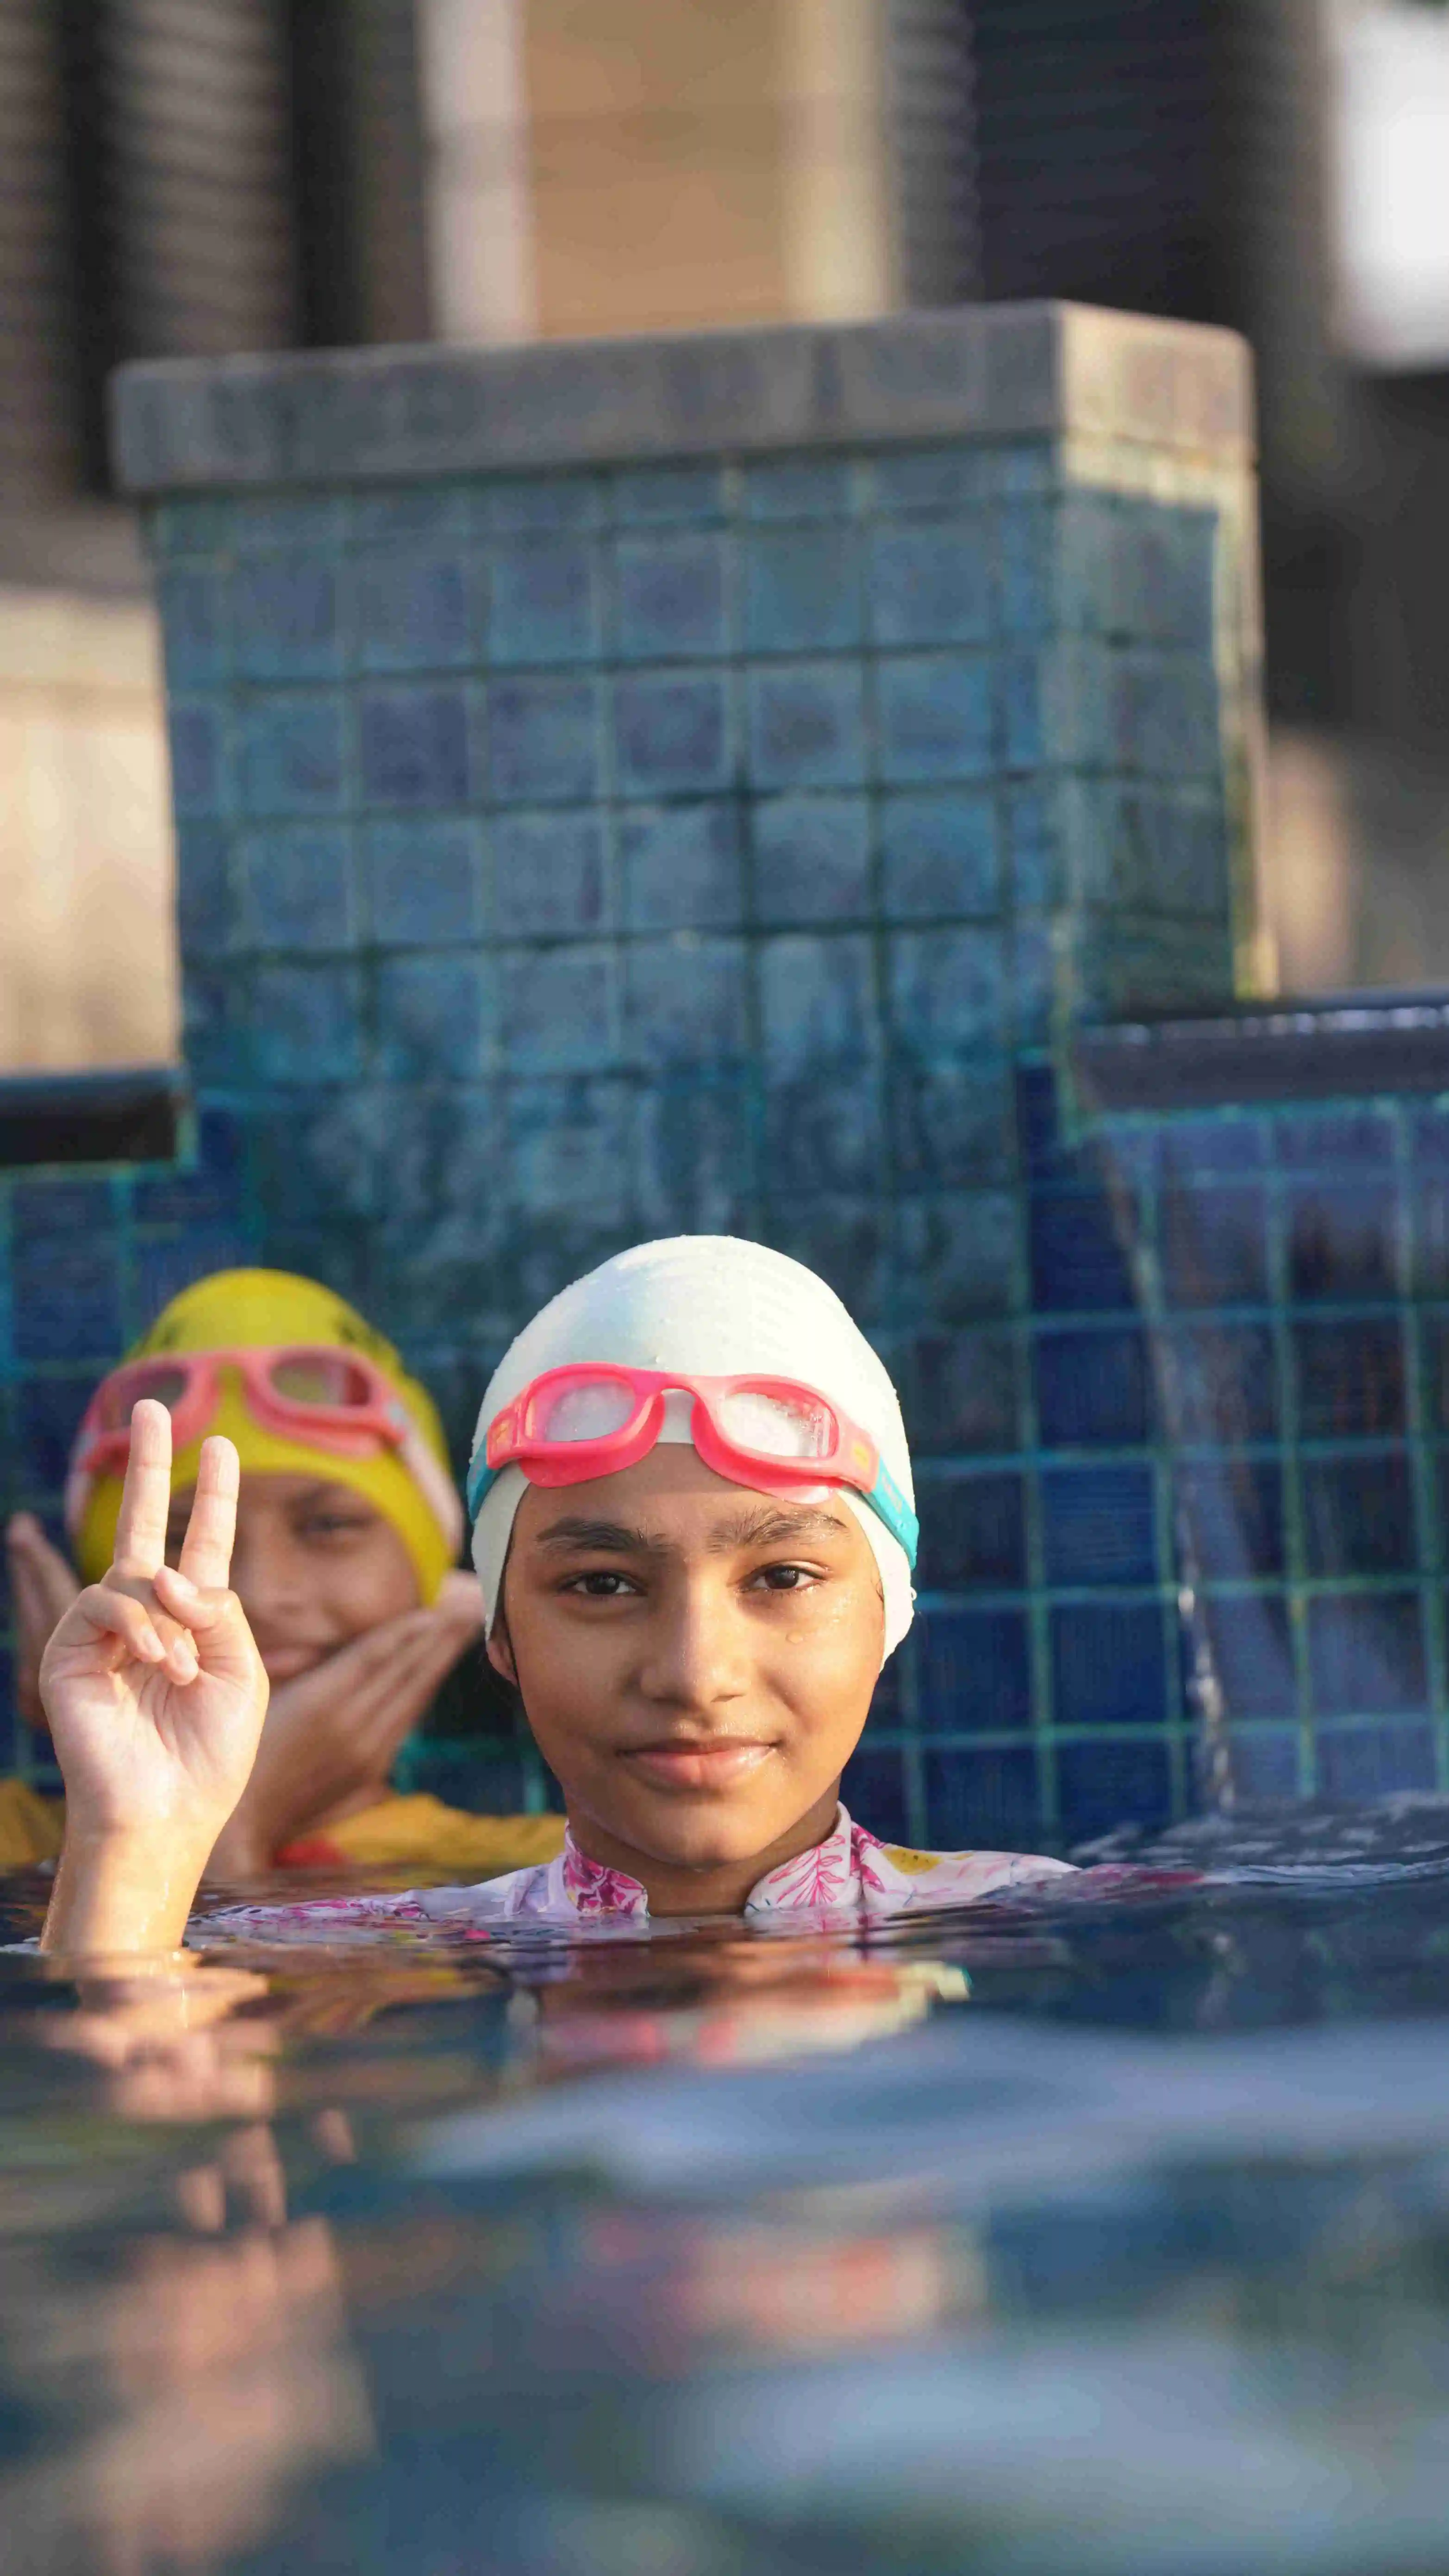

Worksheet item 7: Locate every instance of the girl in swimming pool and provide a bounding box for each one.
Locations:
[35,1238,1071,1953]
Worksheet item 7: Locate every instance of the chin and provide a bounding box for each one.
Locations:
[625,1799,797,1871]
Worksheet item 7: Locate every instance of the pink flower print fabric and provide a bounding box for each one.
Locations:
[204,1806,1074,1945]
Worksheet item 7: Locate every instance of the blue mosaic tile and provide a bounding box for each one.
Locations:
[746,527,862,653]
[614,670,731,797]
[995,501,1053,638]
[869,519,991,648]
[743,457,856,521]
[1287,1182,1399,1305]
[13,1239,121,1363]
[231,497,345,553]
[1034,1326,1154,1448]
[1307,1592,1427,1718]
[620,802,742,932]
[877,654,993,784]
[159,567,229,687]
[1057,1737,1172,1841]
[487,536,600,665]
[239,825,353,953]
[504,1077,636,1223]
[1159,1116,1268,1180]
[1051,1600,1168,1728]
[915,1469,1027,1592]
[1042,1462,1157,1587]
[623,937,747,1065]
[636,1071,756,1236]
[1028,1189,1135,1315]
[840,1748,911,1846]
[906,1327,1024,1457]
[489,678,602,804]
[505,948,616,1072]
[353,547,473,673]
[169,701,225,815]
[149,493,233,555]
[491,809,607,936]
[613,535,728,661]
[922,1745,1042,1848]
[609,464,729,525]
[17,1371,96,1489]
[1317,1724,1436,1798]
[366,817,481,946]
[175,820,236,959]
[1303,1450,1417,1578]
[1228,1731,1302,1801]
[1176,1459,1285,1581]
[1293,1317,1405,1440]
[871,448,1014,514]
[375,955,488,1080]
[880,789,998,920]
[359,685,472,809]
[132,1224,252,1325]
[894,1190,1018,1325]
[762,1196,889,1324]
[1003,784,1062,911]
[1116,506,1216,651]
[1166,1322,1280,1443]
[763,1064,884,1196]
[1160,1184,1269,1308]
[1274,1111,1392,1171]
[888,927,1006,1055]
[231,559,341,681]
[888,1059,1016,1188]
[751,796,871,925]
[758,931,875,1075]
[747,662,867,790]
[236,692,344,817]
[916,1607,1032,1732]
[248,964,365,1083]
[349,484,471,541]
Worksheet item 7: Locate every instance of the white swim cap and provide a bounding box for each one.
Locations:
[470,1235,916,1661]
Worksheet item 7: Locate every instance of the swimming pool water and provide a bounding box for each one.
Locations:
[6,1810,1449,2574]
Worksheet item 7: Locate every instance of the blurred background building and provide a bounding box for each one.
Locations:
[1,0,1448,1072]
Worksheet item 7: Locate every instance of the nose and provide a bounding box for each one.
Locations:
[635,1574,750,1714]
[227,1522,308,1638]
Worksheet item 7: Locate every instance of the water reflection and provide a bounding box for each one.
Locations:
[9,1823,1449,2571]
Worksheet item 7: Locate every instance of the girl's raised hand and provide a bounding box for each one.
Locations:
[39,1400,269,1954]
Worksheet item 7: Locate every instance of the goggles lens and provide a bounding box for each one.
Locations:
[269,1350,375,1409]
[712,1385,837,1461]
[532,1376,639,1443]
[100,1362,189,1427]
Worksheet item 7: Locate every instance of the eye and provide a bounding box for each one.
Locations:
[562,1569,641,1599]
[750,1562,819,1593]
[298,1510,372,1541]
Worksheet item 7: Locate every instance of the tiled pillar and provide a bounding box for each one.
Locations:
[114,302,1264,1847]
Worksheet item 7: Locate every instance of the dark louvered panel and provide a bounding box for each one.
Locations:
[74,0,301,361]
[288,0,432,348]
[0,1,86,498]
[884,0,980,306]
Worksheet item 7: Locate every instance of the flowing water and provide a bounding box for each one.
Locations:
[6,1811,1449,2575]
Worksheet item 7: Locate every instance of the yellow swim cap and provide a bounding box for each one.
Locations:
[73,1269,459,1604]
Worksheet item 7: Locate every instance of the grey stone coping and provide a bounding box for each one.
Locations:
[110,302,1253,494]
[1074,996,1449,1112]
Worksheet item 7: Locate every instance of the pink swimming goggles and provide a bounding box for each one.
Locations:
[65,1345,462,1547]
[468,1364,918,1567]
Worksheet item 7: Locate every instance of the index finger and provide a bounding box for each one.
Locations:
[175,1435,240,1592]
[110,1400,174,1581]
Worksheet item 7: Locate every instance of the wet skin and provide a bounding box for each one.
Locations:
[487,1444,886,1916]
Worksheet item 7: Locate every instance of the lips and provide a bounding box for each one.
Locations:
[620,1739,776,1792]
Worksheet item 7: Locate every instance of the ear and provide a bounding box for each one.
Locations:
[486,1612,518,1688]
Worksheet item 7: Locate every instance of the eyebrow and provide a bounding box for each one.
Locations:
[533,1504,849,1558]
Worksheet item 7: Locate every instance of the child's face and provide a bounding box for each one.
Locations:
[165,1472,419,1683]
[488,1443,885,1871]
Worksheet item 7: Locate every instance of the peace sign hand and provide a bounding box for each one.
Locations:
[40,1400,269,1955]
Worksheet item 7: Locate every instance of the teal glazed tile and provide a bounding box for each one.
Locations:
[762,1195,889,1323]
[901,1325,1024,1457]
[888,1058,1016,1189]
[763,1061,883,1195]
[505,947,616,1072]
[169,700,226,815]
[620,801,742,931]
[880,788,999,919]
[488,678,603,805]
[868,520,991,648]
[870,447,1020,514]
[491,809,607,936]
[149,494,234,556]
[745,527,862,653]
[366,816,481,946]
[231,559,341,681]
[751,796,871,924]
[613,535,728,662]
[353,547,473,673]
[609,463,730,525]
[359,685,472,809]
[614,671,731,796]
[160,567,229,687]
[636,1070,757,1234]
[1111,651,1220,779]
[623,937,748,1065]
[743,457,856,521]
[349,483,471,541]
[175,820,236,958]
[231,497,345,554]
[239,824,353,952]
[887,927,1006,1056]
[1114,504,1216,651]
[486,535,600,666]
[375,954,487,1080]
[505,1076,635,1220]
[894,1191,1018,1327]
[747,662,867,789]
[758,931,876,1076]
[236,693,344,817]
[877,655,993,784]
[479,474,600,531]
[248,964,365,1082]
